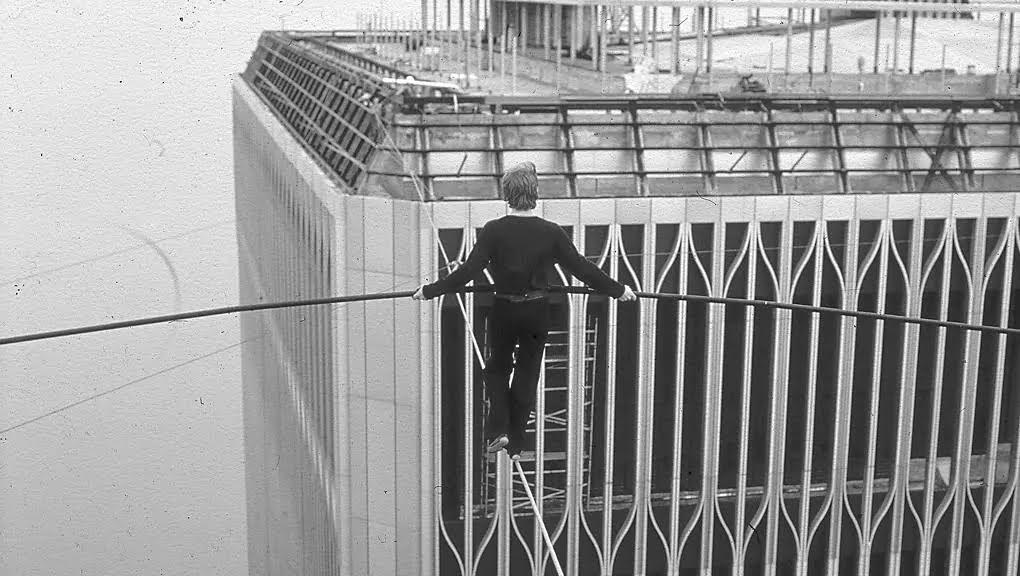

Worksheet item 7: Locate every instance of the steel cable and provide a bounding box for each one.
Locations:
[3,285,1017,346]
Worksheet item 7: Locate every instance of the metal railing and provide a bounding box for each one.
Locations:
[386,95,1020,200]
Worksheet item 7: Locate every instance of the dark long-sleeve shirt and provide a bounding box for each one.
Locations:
[421,215,626,299]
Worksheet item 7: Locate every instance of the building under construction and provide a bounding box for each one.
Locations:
[234,1,1020,575]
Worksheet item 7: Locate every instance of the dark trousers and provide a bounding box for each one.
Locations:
[483,298,551,448]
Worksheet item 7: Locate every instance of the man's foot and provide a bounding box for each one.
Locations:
[506,442,522,461]
[486,434,509,454]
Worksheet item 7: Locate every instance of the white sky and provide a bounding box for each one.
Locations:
[0,2,1008,575]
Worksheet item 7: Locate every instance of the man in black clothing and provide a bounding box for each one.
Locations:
[413,162,637,459]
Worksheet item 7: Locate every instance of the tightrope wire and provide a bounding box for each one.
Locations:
[4,286,1018,347]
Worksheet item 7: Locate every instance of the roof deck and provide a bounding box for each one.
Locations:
[241,27,1020,201]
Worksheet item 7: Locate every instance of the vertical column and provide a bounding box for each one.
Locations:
[807,9,816,79]
[563,224,587,576]
[468,0,476,81]
[520,2,527,51]
[974,218,1017,576]
[475,0,483,80]
[882,211,924,576]
[671,7,680,75]
[628,7,634,65]
[571,4,578,63]
[695,6,704,74]
[762,211,795,576]
[997,13,1005,73]
[893,13,901,74]
[432,0,438,51]
[642,5,649,56]
[826,216,862,576]
[501,1,508,87]
[699,214,727,575]
[600,6,608,87]
[785,9,793,79]
[651,6,658,70]
[445,0,452,63]
[909,12,918,74]
[591,4,599,71]
[459,0,468,87]
[874,11,883,73]
[631,220,658,576]
[487,0,494,71]
[824,9,833,74]
[947,216,990,576]
[543,3,551,60]
[421,0,428,55]
[511,30,518,94]
[1009,13,1016,74]
[706,7,713,80]
[555,5,563,92]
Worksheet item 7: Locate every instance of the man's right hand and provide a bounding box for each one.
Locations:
[618,286,637,302]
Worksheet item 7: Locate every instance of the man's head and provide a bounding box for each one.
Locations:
[501,162,539,210]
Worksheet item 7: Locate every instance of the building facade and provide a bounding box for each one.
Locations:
[234,27,1020,576]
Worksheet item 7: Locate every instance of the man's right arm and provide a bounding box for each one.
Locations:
[554,227,627,298]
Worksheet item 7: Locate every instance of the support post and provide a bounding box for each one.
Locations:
[512,32,518,95]
[808,9,816,79]
[1009,13,1016,74]
[997,13,1005,73]
[695,6,704,74]
[459,0,468,87]
[893,13,901,74]
[824,9,833,74]
[543,4,550,60]
[909,13,917,75]
[628,7,634,65]
[785,8,793,77]
[521,3,528,53]
[421,0,429,63]
[445,0,452,62]
[651,6,658,70]
[501,0,507,68]
[941,44,947,90]
[571,5,578,63]
[706,7,713,80]
[487,0,494,71]
[555,5,562,93]
[874,11,883,73]
[671,7,680,75]
[591,5,599,71]
[501,27,507,91]
[642,6,649,56]
[601,6,608,90]
[471,0,479,82]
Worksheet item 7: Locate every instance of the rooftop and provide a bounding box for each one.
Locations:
[241,14,1020,201]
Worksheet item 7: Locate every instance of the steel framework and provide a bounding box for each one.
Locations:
[431,196,1020,576]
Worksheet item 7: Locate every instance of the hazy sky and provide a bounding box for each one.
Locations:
[0,1,1006,574]
[1,2,421,575]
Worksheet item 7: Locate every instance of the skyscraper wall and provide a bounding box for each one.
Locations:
[234,77,440,575]
[233,30,1020,576]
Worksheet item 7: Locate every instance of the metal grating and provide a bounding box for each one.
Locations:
[242,32,395,190]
